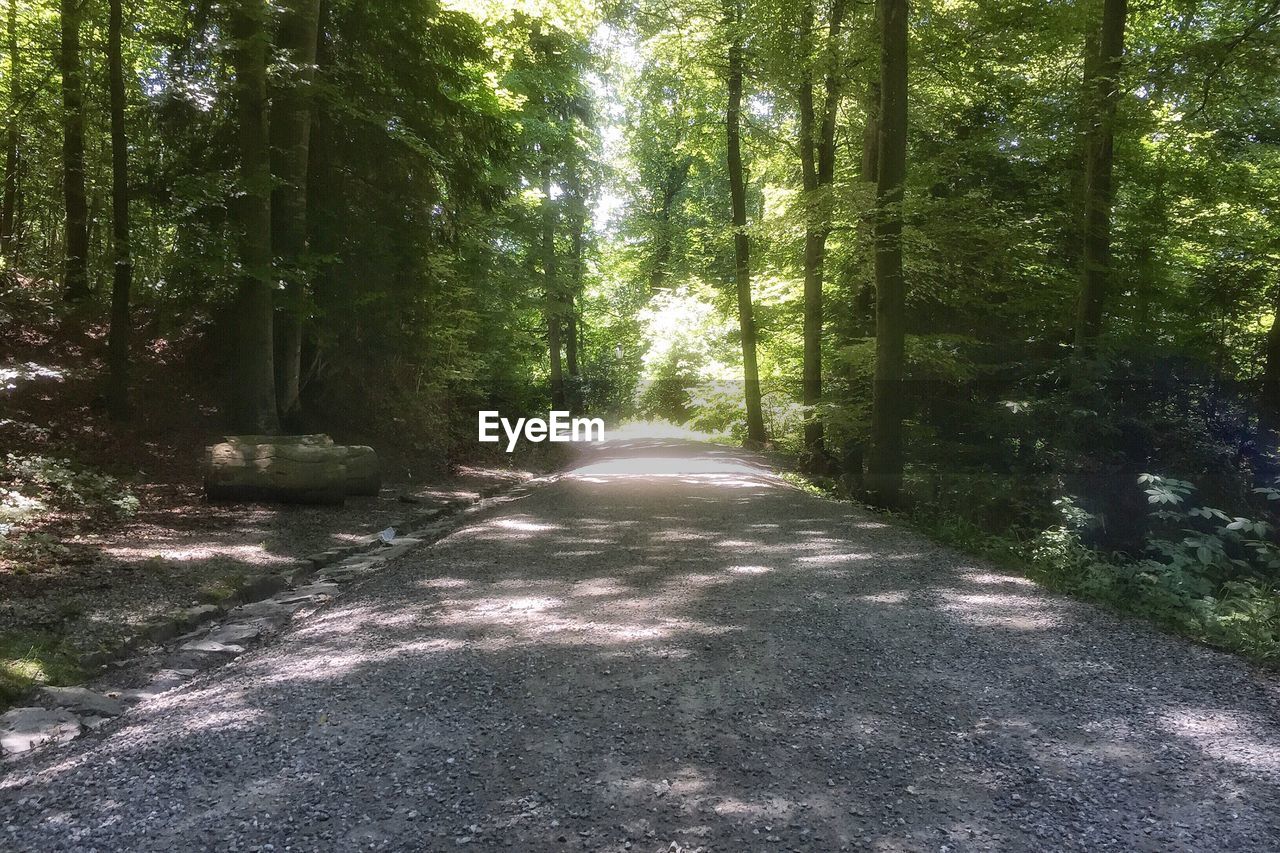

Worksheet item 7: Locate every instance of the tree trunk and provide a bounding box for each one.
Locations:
[542,159,566,409]
[59,0,89,302]
[2,0,19,269]
[797,0,846,462]
[726,6,767,445]
[1074,0,1127,351]
[230,0,280,433]
[861,78,880,183]
[853,55,881,339]
[106,0,132,418]
[272,0,321,422]
[866,0,908,504]
[565,161,586,404]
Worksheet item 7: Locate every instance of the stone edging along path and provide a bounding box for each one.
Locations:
[0,473,555,761]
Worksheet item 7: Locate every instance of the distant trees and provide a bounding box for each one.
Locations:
[1,0,609,442]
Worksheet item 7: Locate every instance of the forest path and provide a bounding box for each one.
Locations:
[3,438,1280,851]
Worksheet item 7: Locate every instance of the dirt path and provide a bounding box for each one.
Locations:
[3,439,1279,851]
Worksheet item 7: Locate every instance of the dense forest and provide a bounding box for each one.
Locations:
[2,0,1280,664]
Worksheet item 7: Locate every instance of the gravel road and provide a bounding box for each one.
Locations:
[3,439,1279,851]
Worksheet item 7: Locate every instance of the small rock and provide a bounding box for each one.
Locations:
[39,686,125,717]
[205,623,263,645]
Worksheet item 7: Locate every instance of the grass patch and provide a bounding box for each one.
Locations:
[0,631,84,708]
[198,572,249,605]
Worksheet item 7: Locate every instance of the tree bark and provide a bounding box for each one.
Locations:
[230,0,280,433]
[798,0,846,462]
[866,0,908,504]
[542,159,566,409]
[1074,0,1127,351]
[726,5,767,445]
[272,0,321,422]
[106,0,132,418]
[2,0,19,270]
[59,0,89,302]
[565,161,586,401]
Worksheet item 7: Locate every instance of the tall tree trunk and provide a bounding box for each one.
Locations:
[853,55,881,338]
[59,0,89,302]
[2,0,19,270]
[726,6,767,445]
[1074,0,1127,351]
[798,0,846,462]
[565,161,586,405]
[105,0,132,418]
[272,0,321,422]
[542,159,565,409]
[866,0,908,504]
[230,0,279,433]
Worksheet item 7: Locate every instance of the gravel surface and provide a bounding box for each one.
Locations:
[3,438,1279,851]
[0,464,530,672]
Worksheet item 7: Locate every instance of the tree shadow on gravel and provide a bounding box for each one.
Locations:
[3,440,1280,852]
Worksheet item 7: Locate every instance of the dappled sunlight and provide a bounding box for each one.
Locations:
[960,570,1036,587]
[795,551,877,564]
[0,362,68,391]
[1159,708,1280,777]
[937,590,1065,631]
[491,517,565,533]
[859,591,909,604]
[98,542,297,565]
[8,439,1280,853]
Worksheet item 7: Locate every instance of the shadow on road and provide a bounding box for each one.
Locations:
[4,439,1279,851]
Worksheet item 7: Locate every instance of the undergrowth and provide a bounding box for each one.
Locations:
[790,466,1280,666]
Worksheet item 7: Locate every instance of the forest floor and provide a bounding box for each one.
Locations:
[0,285,552,707]
[3,438,1279,851]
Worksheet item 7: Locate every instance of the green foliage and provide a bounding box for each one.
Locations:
[0,631,83,706]
[0,453,139,527]
[995,477,1280,662]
